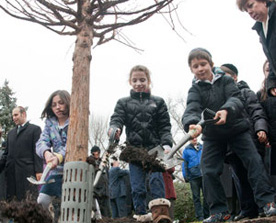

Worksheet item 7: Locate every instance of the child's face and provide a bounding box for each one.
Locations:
[51,95,68,120]
[129,71,150,92]
[244,0,268,22]
[190,58,213,81]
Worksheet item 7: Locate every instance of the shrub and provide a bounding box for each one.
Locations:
[174,181,197,223]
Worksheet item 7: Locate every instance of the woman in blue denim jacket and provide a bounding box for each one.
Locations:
[36,90,70,213]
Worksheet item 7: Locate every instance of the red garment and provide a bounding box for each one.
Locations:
[162,168,176,199]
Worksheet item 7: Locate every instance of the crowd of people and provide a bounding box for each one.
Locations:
[1,0,276,223]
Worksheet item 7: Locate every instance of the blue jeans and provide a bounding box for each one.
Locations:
[110,196,128,218]
[39,174,63,197]
[129,163,165,215]
[190,177,209,220]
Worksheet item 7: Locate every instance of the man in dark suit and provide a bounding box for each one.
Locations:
[0,106,43,201]
[0,126,6,200]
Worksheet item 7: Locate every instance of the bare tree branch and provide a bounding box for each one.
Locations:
[0,0,184,45]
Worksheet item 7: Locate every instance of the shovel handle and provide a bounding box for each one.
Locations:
[40,162,52,182]
[166,134,192,160]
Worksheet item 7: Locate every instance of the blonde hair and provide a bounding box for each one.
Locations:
[129,65,152,85]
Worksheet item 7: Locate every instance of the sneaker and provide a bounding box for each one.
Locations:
[234,213,251,221]
[263,202,276,217]
[258,211,266,218]
[203,212,231,223]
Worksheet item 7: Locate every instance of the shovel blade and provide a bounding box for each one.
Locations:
[148,145,164,159]
[27,176,40,185]
[27,176,55,185]
[164,157,184,170]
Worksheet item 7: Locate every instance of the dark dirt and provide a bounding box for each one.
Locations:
[119,143,165,172]
[234,216,276,223]
[1,199,276,223]
[0,198,52,223]
[94,216,276,223]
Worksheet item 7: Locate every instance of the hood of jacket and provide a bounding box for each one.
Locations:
[237,80,250,90]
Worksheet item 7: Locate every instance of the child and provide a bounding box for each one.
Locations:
[36,90,70,221]
[182,48,276,223]
[182,138,209,221]
[108,65,173,222]
[258,75,276,185]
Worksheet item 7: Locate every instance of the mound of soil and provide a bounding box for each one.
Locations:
[0,198,52,223]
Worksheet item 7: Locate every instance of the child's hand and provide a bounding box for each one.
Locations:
[36,173,42,181]
[188,124,202,138]
[44,151,58,169]
[214,110,228,125]
[108,127,121,140]
[257,130,267,143]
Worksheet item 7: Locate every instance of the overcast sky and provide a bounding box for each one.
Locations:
[0,0,266,129]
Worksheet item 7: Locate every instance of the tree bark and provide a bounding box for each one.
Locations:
[65,1,93,162]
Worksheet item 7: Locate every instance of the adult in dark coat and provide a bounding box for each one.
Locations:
[0,127,6,201]
[236,0,276,80]
[0,106,43,201]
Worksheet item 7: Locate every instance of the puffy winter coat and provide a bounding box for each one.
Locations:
[110,90,172,150]
[237,81,268,156]
[182,70,249,140]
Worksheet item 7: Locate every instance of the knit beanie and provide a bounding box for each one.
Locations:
[220,63,238,76]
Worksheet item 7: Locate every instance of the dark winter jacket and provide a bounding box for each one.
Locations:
[258,78,276,144]
[182,71,249,140]
[231,80,268,156]
[253,1,276,80]
[238,81,268,135]
[182,143,203,181]
[0,122,42,200]
[110,90,172,150]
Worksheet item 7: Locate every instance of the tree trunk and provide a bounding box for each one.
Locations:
[65,2,93,162]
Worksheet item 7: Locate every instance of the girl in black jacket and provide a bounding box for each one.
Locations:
[182,48,276,223]
[108,65,173,222]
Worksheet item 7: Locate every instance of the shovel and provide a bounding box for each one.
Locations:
[93,127,118,187]
[149,108,219,169]
[27,162,55,185]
